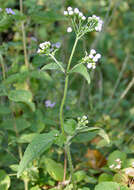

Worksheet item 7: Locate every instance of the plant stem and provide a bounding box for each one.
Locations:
[19,0,29,68]
[49,54,65,73]
[67,37,79,72]
[59,36,78,189]
[66,145,76,190]
[59,37,78,136]
[0,54,6,80]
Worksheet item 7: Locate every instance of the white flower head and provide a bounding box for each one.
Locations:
[67,7,72,11]
[83,115,87,120]
[90,49,96,55]
[93,56,99,62]
[88,15,103,32]
[115,158,121,162]
[74,8,79,14]
[37,41,51,54]
[109,164,114,169]
[69,10,74,15]
[82,16,86,20]
[87,63,92,69]
[67,27,72,33]
[132,162,134,167]
[92,63,96,69]
[64,11,68,15]
[95,53,101,59]
[89,54,94,59]
[79,12,83,17]
[115,164,121,170]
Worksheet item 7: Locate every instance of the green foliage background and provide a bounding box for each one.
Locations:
[0,0,134,189]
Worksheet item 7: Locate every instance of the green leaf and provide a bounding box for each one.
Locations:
[18,133,37,143]
[98,129,110,144]
[70,63,90,84]
[45,158,64,181]
[74,170,86,182]
[108,150,127,168]
[30,186,41,190]
[98,173,113,182]
[17,130,58,177]
[8,89,35,111]
[41,62,64,73]
[113,173,128,185]
[0,105,11,115]
[73,131,97,143]
[95,182,120,190]
[8,89,32,102]
[0,170,10,190]
[75,127,110,145]
[64,119,77,135]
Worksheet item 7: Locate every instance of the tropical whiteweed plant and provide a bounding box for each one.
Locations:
[17,7,109,189]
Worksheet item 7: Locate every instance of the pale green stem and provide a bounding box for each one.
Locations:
[59,37,79,135]
[49,54,65,73]
[66,145,76,190]
[59,37,79,189]
[19,0,29,68]
[0,54,6,80]
[19,1,29,189]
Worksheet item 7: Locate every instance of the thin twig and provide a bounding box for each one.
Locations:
[19,0,29,68]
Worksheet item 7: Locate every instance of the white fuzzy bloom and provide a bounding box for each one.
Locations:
[93,56,99,62]
[39,41,51,49]
[95,53,101,59]
[74,8,79,14]
[87,63,92,69]
[79,12,83,17]
[92,15,97,19]
[88,15,103,32]
[109,164,114,169]
[69,10,74,15]
[67,27,72,33]
[64,11,68,15]
[83,115,87,120]
[115,158,121,162]
[125,168,134,175]
[37,49,41,53]
[67,7,72,11]
[89,54,94,59]
[132,162,134,167]
[115,164,121,169]
[92,63,96,69]
[82,16,86,20]
[90,49,96,55]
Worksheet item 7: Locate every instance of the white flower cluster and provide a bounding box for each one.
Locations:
[88,15,103,32]
[77,115,88,128]
[125,168,134,175]
[109,158,122,170]
[64,7,86,21]
[37,41,51,54]
[82,49,101,70]
[132,162,134,168]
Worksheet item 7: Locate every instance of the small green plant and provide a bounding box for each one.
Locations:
[17,6,109,190]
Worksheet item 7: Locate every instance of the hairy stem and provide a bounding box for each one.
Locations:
[0,54,6,80]
[59,37,78,189]
[19,0,29,68]
[59,37,78,136]
[49,54,65,73]
[66,145,76,190]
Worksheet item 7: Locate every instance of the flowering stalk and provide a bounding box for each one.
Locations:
[37,7,103,188]
[59,36,79,136]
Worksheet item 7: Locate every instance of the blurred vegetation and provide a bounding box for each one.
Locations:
[0,0,134,189]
